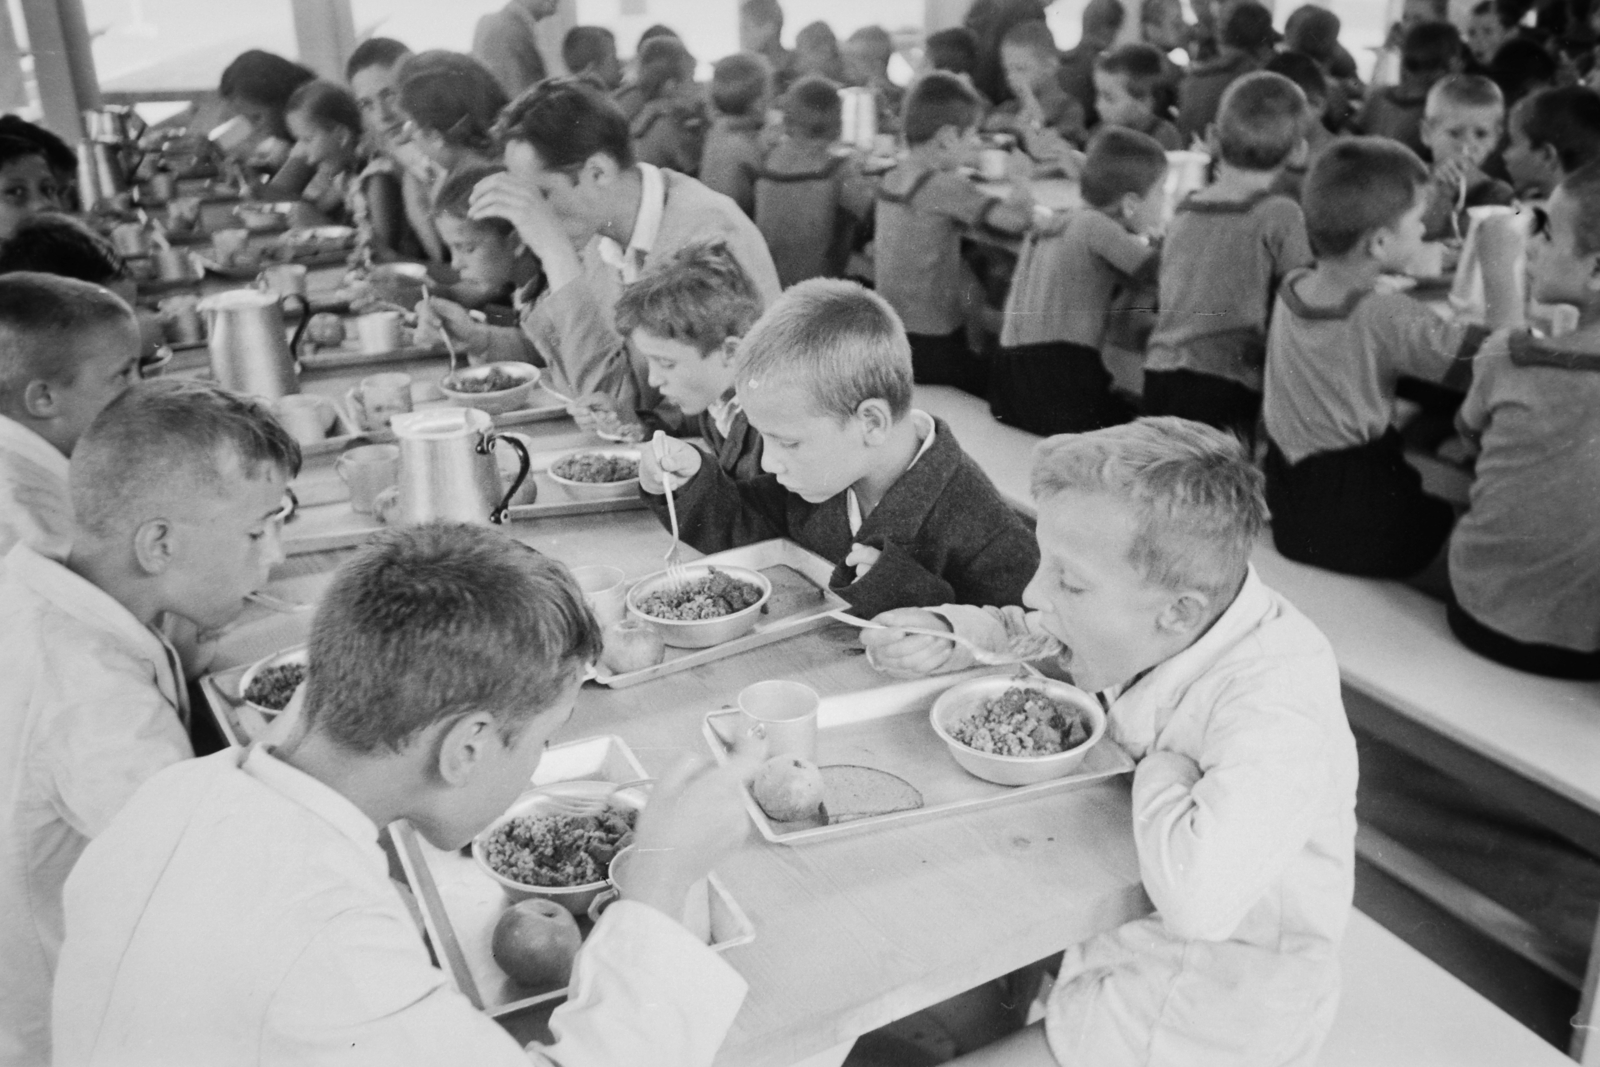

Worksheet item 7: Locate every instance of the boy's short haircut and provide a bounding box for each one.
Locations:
[1221,2,1276,52]
[1264,52,1329,105]
[0,272,134,406]
[638,24,679,47]
[0,134,46,175]
[345,37,409,81]
[1284,5,1340,65]
[615,239,765,353]
[999,19,1060,62]
[562,26,615,76]
[1083,0,1127,40]
[712,52,772,116]
[925,27,979,76]
[1096,43,1166,103]
[285,79,363,138]
[219,50,316,112]
[848,25,894,65]
[1517,86,1600,173]
[70,378,302,540]
[1302,136,1428,257]
[1426,73,1504,117]
[398,51,509,153]
[901,71,984,146]
[431,162,513,237]
[1215,72,1309,171]
[635,35,698,100]
[0,116,74,178]
[782,74,844,140]
[1079,126,1169,208]
[0,213,126,286]
[1402,21,1462,76]
[1490,37,1558,102]
[302,523,602,753]
[495,79,634,171]
[1560,162,1600,257]
[1030,416,1267,604]
[741,0,783,32]
[735,278,914,421]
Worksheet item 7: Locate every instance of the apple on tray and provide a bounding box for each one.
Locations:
[600,619,666,674]
[491,898,583,991]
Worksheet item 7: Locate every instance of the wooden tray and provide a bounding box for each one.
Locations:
[593,538,849,689]
[702,673,1135,844]
[392,735,755,1019]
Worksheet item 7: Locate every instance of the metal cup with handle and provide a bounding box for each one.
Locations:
[380,407,531,525]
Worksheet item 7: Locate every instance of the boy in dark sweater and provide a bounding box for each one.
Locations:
[639,278,1039,618]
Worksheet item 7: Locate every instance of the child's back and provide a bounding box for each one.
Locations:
[699,113,765,215]
[873,156,988,339]
[755,138,872,287]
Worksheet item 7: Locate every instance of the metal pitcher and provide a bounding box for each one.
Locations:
[383,407,531,526]
[199,288,309,400]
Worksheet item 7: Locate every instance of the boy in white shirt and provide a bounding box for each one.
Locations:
[862,417,1358,1067]
[0,378,299,1067]
[0,272,141,558]
[54,521,763,1067]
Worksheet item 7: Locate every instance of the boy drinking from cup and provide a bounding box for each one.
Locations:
[863,417,1357,1067]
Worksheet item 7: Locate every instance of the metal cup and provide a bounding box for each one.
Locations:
[737,680,820,761]
[587,844,712,943]
[258,262,307,298]
[335,443,401,514]
[356,311,403,355]
[158,295,204,344]
[348,372,412,431]
[273,394,338,445]
[573,565,628,628]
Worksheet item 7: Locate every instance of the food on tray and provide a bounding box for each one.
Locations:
[599,619,666,674]
[447,366,528,394]
[491,898,582,989]
[818,765,923,822]
[243,661,307,711]
[752,756,824,821]
[951,686,1091,757]
[481,805,637,888]
[550,452,639,484]
[635,568,763,621]
[306,312,345,347]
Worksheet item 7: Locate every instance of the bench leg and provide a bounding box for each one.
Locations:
[1571,916,1600,1064]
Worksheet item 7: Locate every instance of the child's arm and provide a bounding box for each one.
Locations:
[1382,297,1492,392]
[639,433,793,552]
[415,297,542,367]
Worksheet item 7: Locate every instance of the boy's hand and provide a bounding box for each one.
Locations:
[639,429,702,494]
[1432,155,1473,191]
[468,172,582,288]
[859,608,955,676]
[844,543,882,580]
[567,392,643,440]
[414,296,484,356]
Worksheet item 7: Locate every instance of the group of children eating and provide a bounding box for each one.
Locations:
[1,0,1598,1064]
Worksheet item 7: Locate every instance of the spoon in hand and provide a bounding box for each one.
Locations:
[829,611,1064,667]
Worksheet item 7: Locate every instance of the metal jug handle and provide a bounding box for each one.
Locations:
[482,431,531,525]
[282,293,311,364]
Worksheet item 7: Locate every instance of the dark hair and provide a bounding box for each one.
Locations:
[286,79,363,139]
[1082,0,1126,39]
[495,78,634,171]
[1222,2,1275,51]
[741,0,784,31]
[638,24,680,47]
[615,240,764,352]
[0,272,135,404]
[1402,21,1463,76]
[431,162,513,237]
[1517,86,1600,173]
[902,70,984,145]
[1264,51,1329,104]
[712,52,772,116]
[398,51,509,153]
[0,134,48,175]
[1216,71,1308,170]
[1302,137,1428,256]
[1096,43,1166,103]
[345,37,410,81]
[636,35,697,102]
[925,27,980,76]
[1000,19,1059,59]
[1284,5,1341,64]
[0,213,126,285]
[783,74,843,140]
[219,50,316,116]
[562,26,616,76]
[1490,37,1558,103]
[302,523,602,753]
[0,116,74,178]
[1079,126,1169,208]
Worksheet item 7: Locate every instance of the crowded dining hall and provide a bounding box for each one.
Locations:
[3,0,1600,1063]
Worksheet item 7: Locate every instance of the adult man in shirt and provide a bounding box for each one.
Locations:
[472,0,560,99]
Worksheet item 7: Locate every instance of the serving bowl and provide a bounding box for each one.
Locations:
[929,675,1105,786]
[546,447,642,500]
[625,564,772,649]
[238,644,309,720]
[439,362,542,415]
[471,780,650,913]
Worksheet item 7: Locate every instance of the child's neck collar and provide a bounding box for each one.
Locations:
[598,166,646,245]
[1207,166,1280,197]
[851,414,929,519]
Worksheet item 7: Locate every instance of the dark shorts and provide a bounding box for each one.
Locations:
[989,341,1134,436]
[1142,368,1260,444]
[908,328,984,395]
[1446,601,1600,680]
[1265,427,1454,578]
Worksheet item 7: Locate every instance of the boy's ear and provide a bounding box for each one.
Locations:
[1157,590,1212,639]
[583,152,621,188]
[435,711,501,787]
[132,518,177,577]
[20,379,57,420]
[712,336,742,366]
[854,397,895,442]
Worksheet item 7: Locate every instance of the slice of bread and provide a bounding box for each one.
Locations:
[820,765,924,824]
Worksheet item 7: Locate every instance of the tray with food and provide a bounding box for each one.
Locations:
[392,734,755,1019]
[592,538,850,689]
[304,361,571,434]
[200,644,309,749]
[702,672,1135,844]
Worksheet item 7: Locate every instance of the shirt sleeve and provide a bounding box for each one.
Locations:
[1456,330,1512,440]
[1266,200,1314,284]
[1085,212,1157,278]
[1375,295,1489,387]
[520,270,639,408]
[916,171,994,228]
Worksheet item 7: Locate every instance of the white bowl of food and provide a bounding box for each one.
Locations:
[625,564,771,649]
[929,676,1105,786]
[239,645,309,720]
[439,362,542,415]
[472,781,648,913]
[546,448,642,500]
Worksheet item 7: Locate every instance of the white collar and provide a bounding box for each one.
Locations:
[245,745,385,870]
[597,163,665,282]
[708,391,742,439]
[0,413,68,483]
[847,409,936,536]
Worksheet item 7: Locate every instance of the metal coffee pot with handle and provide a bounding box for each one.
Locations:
[375,407,531,526]
[199,288,309,400]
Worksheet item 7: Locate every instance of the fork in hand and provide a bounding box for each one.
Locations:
[652,431,690,587]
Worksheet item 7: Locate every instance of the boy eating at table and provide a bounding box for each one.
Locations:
[53,522,763,1067]
[639,278,1038,618]
[1,378,298,1067]
[0,273,142,558]
[1418,74,1513,242]
[861,417,1358,1067]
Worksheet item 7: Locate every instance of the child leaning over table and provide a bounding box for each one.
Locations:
[862,417,1358,1067]
[639,278,1039,618]
[1418,75,1514,242]
[2,378,299,1067]
[52,522,763,1067]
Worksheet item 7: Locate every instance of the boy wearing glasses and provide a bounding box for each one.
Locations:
[0,379,298,1065]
